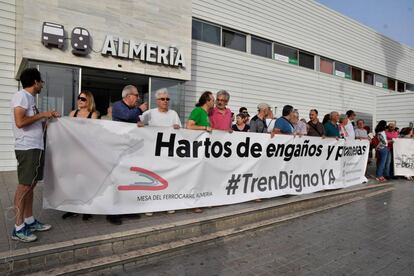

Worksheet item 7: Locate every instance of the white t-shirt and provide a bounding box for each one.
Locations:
[266,118,276,133]
[345,121,355,139]
[139,108,182,127]
[11,90,44,150]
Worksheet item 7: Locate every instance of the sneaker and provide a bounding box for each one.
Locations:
[167,210,175,214]
[106,215,122,225]
[26,219,52,232]
[11,226,37,242]
[145,212,153,216]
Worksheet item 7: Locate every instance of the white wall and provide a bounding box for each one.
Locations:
[15,0,192,80]
[376,93,414,128]
[0,0,18,171]
[192,0,414,84]
[185,40,386,127]
[187,0,414,129]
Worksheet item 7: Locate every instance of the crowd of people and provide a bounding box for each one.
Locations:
[9,68,414,242]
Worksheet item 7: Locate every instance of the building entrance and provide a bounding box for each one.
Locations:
[81,68,149,117]
[26,61,186,121]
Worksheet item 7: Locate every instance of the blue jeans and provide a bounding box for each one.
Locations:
[376,147,391,177]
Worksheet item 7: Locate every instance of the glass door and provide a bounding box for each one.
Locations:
[27,61,80,116]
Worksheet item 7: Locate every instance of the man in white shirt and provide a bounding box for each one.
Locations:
[355,119,369,139]
[345,110,356,139]
[138,88,181,128]
[138,88,181,216]
[11,68,60,242]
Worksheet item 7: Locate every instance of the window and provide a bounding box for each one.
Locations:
[335,62,351,79]
[407,83,414,92]
[222,29,246,52]
[251,36,272,58]
[364,71,374,85]
[192,20,202,40]
[274,43,298,64]
[375,75,387,89]
[397,81,405,92]
[299,52,314,69]
[387,78,396,91]
[192,19,220,45]
[351,68,362,82]
[320,57,333,74]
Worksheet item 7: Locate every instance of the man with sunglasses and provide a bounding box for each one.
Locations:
[138,88,181,129]
[112,85,148,123]
[11,68,60,242]
[109,84,148,225]
[137,88,181,216]
[209,90,232,131]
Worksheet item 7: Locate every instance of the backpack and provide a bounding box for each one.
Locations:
[371,134,380,148]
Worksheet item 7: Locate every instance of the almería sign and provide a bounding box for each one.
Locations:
[101,35,185,68]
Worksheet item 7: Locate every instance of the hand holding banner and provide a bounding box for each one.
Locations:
[43,118,369,214]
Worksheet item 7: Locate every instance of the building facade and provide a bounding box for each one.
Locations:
[0,0,413,171]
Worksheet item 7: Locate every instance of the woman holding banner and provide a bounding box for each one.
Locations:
[69,91,99,119]
[374,120,391,182]
[62,91,98,221]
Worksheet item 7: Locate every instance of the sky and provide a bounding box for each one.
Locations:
[316,0,414,48]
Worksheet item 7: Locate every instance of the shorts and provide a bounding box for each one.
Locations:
[15,149,45,186]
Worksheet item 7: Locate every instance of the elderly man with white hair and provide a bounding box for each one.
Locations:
[209,90,232,131]
[138,88,181,216]
[112,85,148,123]
[138,88,181,129]
[108,85,148,225]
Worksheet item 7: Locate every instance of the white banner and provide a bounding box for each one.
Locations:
[393,138,414,176]
[43,118,369,214]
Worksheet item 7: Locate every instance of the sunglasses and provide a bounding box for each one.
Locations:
[77,96,87,102]
[157,97,170,101]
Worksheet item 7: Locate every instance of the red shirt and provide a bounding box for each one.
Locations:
[385,130,399,150]
[209,107,232,130]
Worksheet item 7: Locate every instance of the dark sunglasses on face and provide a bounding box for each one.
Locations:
[157,97,170,101]
[77,96,87,102]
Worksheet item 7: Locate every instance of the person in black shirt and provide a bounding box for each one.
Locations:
[232,113,250,132]
[307,109,325,137]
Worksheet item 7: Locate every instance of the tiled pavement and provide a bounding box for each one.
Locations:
[1,167,412,275]
[128,180,414,276]
[1,170,375,253]
[0,170,276,253]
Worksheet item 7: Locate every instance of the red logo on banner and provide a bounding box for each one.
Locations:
[117,167,168,191]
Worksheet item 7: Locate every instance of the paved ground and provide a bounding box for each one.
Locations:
[2,166,413,275]
[0,171,280,252]
[126,179,414,276]
[0,170,376,253]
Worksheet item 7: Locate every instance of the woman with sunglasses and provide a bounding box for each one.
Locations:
[63,91,98,221]
[69,91,99,119]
